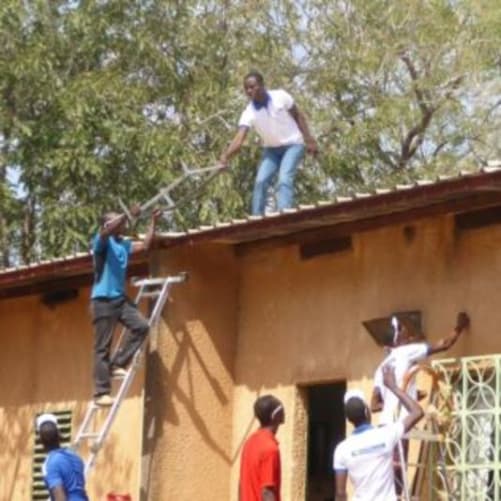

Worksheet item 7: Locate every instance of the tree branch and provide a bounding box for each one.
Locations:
[400,53,431,116]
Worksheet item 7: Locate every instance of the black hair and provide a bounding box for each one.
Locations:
[244,70,264,85]
[383,330,395,348]
[344,398,368,427]
[254,394,282,426]
[39,422,60,450]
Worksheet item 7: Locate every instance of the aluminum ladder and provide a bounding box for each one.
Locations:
[73,273,187,476]
[118,163,224,223]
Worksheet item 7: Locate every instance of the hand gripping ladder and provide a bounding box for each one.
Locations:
[396,364,452,501]
[73,272,188,476]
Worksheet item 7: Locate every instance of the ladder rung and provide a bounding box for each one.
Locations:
[79,432,100,439]
[132,273,188,288]
[404,430,444,442]
[133,277,170,287]
[140,291,161,298]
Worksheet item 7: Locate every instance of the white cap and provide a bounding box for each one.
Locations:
[36,413,58,431]
[343,389,366,405]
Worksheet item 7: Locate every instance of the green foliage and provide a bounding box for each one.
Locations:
[297,0,500,188]
[0,0,499,265]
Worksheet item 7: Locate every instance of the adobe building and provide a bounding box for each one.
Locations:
[2,166,501,500]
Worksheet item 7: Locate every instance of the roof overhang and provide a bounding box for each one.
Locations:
[157,167,501,248]
[2,167,501,299]
[0,252,149,300]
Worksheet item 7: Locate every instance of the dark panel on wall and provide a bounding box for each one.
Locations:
[300,236,352,260]
[455,206,501,231]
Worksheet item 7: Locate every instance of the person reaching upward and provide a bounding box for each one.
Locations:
[334,366,424,501]
[371,311,470,425]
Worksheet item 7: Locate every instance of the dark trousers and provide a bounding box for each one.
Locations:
[91,296,149,396]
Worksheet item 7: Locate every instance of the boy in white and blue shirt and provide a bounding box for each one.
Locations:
[333,367,424,501]
[220,70,318,215]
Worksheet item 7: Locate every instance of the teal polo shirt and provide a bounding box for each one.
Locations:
[91,233,132,299]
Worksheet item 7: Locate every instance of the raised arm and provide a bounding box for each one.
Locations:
[383,365,424,432]
[427,312,470,356]
[99,204,142,240]
[371,365,384,412]
[132,209,162,253]
[288,105,318,155]
[371,386,384,412]
[99,214,127,239]
[219,127,249,168]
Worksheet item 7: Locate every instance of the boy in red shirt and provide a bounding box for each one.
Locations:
[240,395,285,501]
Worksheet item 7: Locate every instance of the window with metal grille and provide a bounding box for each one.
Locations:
[432,356,501,501]
[32,410,72,500]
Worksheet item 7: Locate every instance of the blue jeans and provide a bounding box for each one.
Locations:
[252,144,305,215]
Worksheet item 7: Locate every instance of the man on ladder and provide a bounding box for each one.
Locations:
[90,206,161,406]
[370,311,470,424]
[370,311,470,496]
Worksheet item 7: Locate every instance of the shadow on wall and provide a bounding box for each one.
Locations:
[141,318,255,499]
[0,407,34,501]
[0,325,143,408]
[85,432,135,500]
[0,283,147,408]
[141,332,230,456]
[149,244,239,379]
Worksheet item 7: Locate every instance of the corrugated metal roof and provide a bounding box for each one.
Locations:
[1,164,501,288]
[156,165,501,246]
[0,252,90,275]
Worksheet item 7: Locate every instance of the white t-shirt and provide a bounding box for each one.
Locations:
[334,422,405,501]
[374,342,430,425]
[238,89,304,147]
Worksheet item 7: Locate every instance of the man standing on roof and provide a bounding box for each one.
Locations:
[239,395,285,501]
[219,71,318,215]
[91,207,161,406]
[370,311,470,424]
[37,413,88,501]
[334,366,424,501]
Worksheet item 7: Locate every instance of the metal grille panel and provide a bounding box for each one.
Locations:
[32,410,72,500]
[432,356,501,500]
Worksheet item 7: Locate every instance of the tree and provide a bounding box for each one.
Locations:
[0,0,299,264]
[0,0,499,266]
[297,0,501,188]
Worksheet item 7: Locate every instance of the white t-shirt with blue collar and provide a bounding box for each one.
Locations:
[333,421,404,501]
[374,342,430,425]
[238,89,304,147]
